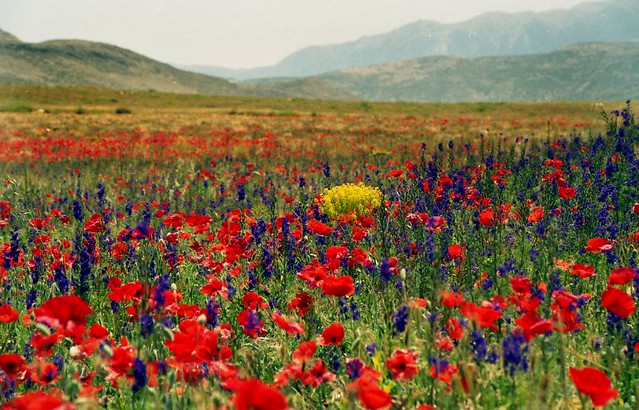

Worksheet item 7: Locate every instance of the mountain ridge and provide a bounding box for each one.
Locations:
[183,0,639,80]
[312,41,639,102]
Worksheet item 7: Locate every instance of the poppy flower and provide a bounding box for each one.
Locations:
[84,213,105,233]
[510,276,532,294]
[271,311,305,335]
[585,238,612,253]
[297,262,328,288]
[527,206,544,224]
[478,209,495,226]
[292,341,316,364]
[0,353,25,379]
[242,292,268,310]
[559,186,576,200]
[569,366,618,407]
[0,304,19,323]
[357,384,392,410]
[301,359,336,387]
[515,313,553,341]
[34,295,92,334]
[321,275,355,297]
[570,263,595,278]
[429,360,459,384]
[607,267,636,286]
[440,290,465,308]
[232,378,288,410]
[347,374,391,410]
[385,349,419,380]
[446,244,465,261]
[460,302,502,331]
[288,292,314,317]
[31,331,63,357]
[30,360,60,385]
[601,287,636,318]
[318,322,345,346]
[445,317,463,340]
[308,220,333,236]
[4,391,73,410]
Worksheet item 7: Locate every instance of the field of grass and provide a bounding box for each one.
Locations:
[0,85,637,409]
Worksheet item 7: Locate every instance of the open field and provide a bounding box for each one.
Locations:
[0,85,637,409]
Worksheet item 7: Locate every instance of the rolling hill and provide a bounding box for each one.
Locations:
[0,28,637,102]
[0,31,353,100]
[312,42,639,102]
[186,0,639,80]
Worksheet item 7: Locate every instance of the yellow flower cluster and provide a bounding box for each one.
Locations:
[321,183,382,221]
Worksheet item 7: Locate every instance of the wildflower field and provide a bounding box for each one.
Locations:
[0,86,638,409]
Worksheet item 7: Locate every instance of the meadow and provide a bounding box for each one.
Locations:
[0,85,637,409]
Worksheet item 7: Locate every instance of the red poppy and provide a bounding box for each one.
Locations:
[550,290,586,332]
[31,331,62,357]
[308,220,333,236]
[292,341,316,364]
[569,366,618,407]
[321,275,355,297]
[301,359,336,387]
[288,292,314,317]
[107,338,136,377]
[89,323,109,340]
[429,362,459,384]
[232,378,288,410]
[608,267,636,286]
[601,287,636,318]
[0,353,25,379]
[634,203,639,214]
[510,276,532,294]
[585,238,612,253]
[30,360,60,385]
[347,372,391,410]
[460,302,502,331]
[434,335,454,351]
[445,317,463,341]
[446,244,465,261]
[357,384,392,410]
[271,312,305,335]
[440,290,465,308]
[570,263,595,278]
[34,295,92,335]
[478,209,495,226]
[388,169,403,178]
[318,322,345,346]
[297,263,328,288]
[242,292,268,310]
[527,206,544,224]
[4,391,73,410]
[385,349,419,380]
[515,313,553,341]
[0,304,19,323]
[559,186,576,200]
[84,213,105,233]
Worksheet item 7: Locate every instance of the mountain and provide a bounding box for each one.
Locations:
[0,35,354,100]
[0,38,244,95]
[187,0,639,80]
[313,42,639,102]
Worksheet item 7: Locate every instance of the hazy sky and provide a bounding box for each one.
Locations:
[0,0,603,68]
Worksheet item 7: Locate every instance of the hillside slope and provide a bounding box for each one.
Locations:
[316,42,639,102]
